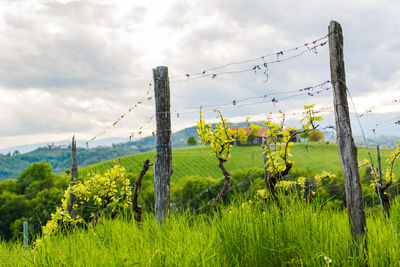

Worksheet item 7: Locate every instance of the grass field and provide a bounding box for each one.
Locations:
[2,195,400,266]
[79,143,399,182]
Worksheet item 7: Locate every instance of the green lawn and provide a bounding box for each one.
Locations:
[79,143,399,182]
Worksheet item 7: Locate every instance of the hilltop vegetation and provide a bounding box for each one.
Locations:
[0,146,141,181]
[0,124,398,182]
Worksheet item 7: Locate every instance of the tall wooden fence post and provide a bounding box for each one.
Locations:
[23,221,28,251]
[153,66,172,224]
[67,135,78,219]
[329,20,367,253]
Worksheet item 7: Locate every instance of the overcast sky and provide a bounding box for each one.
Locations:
[0,0,399,150]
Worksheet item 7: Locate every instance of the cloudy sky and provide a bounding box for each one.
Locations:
[0,0,399,150]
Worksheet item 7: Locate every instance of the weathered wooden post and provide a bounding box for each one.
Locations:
[329,20,367,252]
[263,151,271,192]
[377,144,382,180]
[67,135,78,219]
[23,221,28,251]
[153,66,172,224]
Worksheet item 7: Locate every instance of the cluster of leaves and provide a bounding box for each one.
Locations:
[235,119,260,145]
[259,105,322,178]
[197,108,234,161]
[384,141,400,184]
[261,112,296,175]
[40,163,132,241]
[362,141,400,190]
[257,170,335,198]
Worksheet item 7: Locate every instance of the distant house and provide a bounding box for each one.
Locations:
[96,145,111,149]
[231,127,300,146]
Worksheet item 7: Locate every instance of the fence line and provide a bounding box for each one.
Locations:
[169,34,328,81]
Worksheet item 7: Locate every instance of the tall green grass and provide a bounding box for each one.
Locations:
[2,195,400,266]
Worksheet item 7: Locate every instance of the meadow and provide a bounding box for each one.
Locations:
[1,142,399,266]
[1,195,399,266]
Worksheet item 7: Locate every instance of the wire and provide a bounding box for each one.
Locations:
[171,81,332,116]
[170,35,328,80]
[87,82,153,145]
[336,79,397,234]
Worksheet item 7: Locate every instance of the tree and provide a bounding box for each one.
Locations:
[197,108,234,209]
[0,192,29,240]
[364,141,400,216]
[17,162,56,199]
[260,105,322,200]
[187,136,198,146]
[0,179,19,194]
[307,129,325,142]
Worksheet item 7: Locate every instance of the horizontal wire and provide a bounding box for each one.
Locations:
[87,82,154,144]
[170,34,328,80]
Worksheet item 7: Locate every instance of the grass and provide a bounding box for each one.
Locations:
[2,195,400,266]
[79,143,399,182]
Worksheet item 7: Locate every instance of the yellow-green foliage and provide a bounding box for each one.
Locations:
[307,129,325,142]
[299,104,323,130]
[314,170,335,189]
[197,108,234,161]
[259,105,322,177]
[385,141,400,182]
[364,141,400,189]
[39,163,131,243]
[272,170,334,196]
[237,128,249,145]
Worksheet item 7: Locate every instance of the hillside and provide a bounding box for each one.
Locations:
[80,143,400,182]
[1,123,398,182]
[0,127,200,181]
[0,146,140,181]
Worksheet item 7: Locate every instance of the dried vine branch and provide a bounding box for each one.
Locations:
[132,159,151,225]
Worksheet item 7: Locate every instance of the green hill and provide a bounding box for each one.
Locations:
[79,143,400,182]
[0,146,143,181]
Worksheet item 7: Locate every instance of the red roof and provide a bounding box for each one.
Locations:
[231,127,267,137]
[231,126,295,137]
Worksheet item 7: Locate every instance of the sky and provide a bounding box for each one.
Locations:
[0,0,399,150]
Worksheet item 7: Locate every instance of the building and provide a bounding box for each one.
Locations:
[231,127,300,146]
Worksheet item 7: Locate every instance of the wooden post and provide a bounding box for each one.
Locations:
[329,21,367,249]
[377,145,382,182]
[153,66,172,224]
[67,135,78,219]
[23,221,28,251]
[263,151,271,190]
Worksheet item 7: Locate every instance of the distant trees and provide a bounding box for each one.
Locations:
[187,136,198,146]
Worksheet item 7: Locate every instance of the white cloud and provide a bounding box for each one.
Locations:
[0,0,399,149]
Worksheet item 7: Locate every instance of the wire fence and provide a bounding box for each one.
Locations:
[75,30,400,231]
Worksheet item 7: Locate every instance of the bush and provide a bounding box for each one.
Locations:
[187,136,198,146]
[307,129,325,142]
[171,176,217,208]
